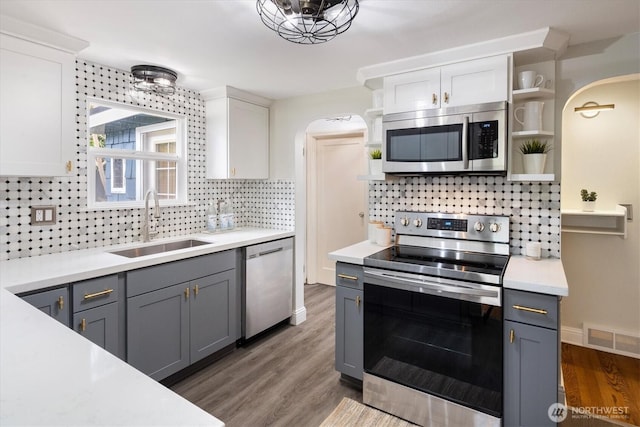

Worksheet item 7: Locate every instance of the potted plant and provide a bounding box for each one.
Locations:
[580,189,597,211]
[519,139,551,174]
[369,148,382,175]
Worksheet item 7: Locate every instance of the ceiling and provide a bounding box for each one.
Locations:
[1,0,638,100]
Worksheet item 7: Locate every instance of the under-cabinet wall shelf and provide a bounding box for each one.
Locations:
[561,205,628,238]
[512,130,555,138]
[513,87,555,101]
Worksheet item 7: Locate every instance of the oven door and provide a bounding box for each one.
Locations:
[383,113,470,174]
[363,268,503,418]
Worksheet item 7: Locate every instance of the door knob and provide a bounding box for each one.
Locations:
[359,212,364,218]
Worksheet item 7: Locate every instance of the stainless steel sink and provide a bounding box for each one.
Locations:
[109,239,210,258]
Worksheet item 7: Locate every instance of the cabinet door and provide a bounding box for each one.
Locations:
[0,34,75,176]
[440,55,509,108]
[383,67,441,114]
[504,320,558,427]
[127,283,190,380]
[228,98,269,179]
[21,287,70,327]
[335,286,363,380]
[73,302,119,357]
[190,270,237,363]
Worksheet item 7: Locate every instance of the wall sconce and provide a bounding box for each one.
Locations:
[574,101,615,118]
[131,65,177,96]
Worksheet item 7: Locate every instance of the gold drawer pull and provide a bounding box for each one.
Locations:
[81,318,87,332]
[84,289,114,300]
[356,295,361,307]
[57,296,64,310]
[443,92,450,103]
[194,284,199,296]
[513,304,548,315]
[432,93,437,105]
[338,274,358,281]
[509,329,515,343]
[185,287,190,299]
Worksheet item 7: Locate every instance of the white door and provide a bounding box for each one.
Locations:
[308,134,367,286]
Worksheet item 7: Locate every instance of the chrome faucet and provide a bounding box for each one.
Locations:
[142,189,160,242]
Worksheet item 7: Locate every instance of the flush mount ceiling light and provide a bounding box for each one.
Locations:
[131,65,178,96]
[574,101,615,118]
[256,0,359,44]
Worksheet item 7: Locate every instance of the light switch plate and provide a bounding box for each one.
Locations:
[30,206,57,226]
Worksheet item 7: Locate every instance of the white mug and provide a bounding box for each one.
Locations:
[518,71,544,89]
[514,101,544,131]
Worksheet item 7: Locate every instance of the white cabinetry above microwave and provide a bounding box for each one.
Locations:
[0,28,86,177]
[383,55,510,115]
[205,88,270,180]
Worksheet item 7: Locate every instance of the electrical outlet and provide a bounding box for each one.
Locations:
[30,206,57,226]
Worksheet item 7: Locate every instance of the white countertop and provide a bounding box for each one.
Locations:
[0,227,293,426]
[328,240,569,297]
[1,228,294,294]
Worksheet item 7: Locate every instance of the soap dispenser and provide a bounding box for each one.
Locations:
[206,200,217,232]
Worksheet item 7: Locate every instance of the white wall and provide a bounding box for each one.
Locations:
[560,77,640,337]
[269,86,372,179]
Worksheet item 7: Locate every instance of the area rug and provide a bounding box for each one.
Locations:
[320,397,416,427]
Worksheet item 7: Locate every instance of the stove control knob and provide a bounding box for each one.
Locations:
[413,218,423,227]
[474,221,485,232]
[400,217,410,227]
[489,223,501,233]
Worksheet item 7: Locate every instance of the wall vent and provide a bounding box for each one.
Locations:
[583,323,640,359]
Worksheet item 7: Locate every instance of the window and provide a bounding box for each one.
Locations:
[87,99,187,209]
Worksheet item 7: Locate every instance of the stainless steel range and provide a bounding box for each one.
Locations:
[362,211,510,427]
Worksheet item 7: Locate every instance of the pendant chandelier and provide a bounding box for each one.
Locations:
[131,65,178,96]
[256,0,359,44]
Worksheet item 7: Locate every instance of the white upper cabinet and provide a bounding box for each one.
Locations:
[0,33,77,176]
[206,96,269,179]
[383,55,509,114]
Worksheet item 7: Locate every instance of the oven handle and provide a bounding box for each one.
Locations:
[363,268,501,306]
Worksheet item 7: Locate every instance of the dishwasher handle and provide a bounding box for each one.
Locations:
[249,247,284,259]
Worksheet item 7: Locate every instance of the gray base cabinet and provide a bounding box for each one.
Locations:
[504,289,559,427]
[335,262,364,381]
[20,286,70,327]
[126,250,237,381]
[71,274,124,359]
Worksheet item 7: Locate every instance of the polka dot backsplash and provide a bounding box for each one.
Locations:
[367,176,561,258]
[0,60,294,261]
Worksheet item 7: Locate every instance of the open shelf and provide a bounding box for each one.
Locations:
[364,107,383,117]
[561,205,628,238]
[513,87,555,101]
[512,130,555,138]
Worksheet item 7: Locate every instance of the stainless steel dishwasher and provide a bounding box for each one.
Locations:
[243,237,293,340]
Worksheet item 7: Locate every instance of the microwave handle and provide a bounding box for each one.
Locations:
[462,115,470,169]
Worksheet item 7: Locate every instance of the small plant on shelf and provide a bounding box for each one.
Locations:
[369,148,382,159]
[580,189,597,202]
[519,139,551,154]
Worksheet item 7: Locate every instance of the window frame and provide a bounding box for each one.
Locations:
[86,98,188,210]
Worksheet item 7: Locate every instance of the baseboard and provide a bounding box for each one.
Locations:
[290,306,307,325]
[561,326,583,346]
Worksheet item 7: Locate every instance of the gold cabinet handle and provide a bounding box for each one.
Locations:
[509,329,515,344]
[512,304,548,315]
[84,289,114,300]
[194,284,199,296]
[57,296,64,310]
[443,92,450,104]
[432,93,437,105]
[355,295,361,307]
[338,274,358,281]
[66,160,73,173]
[185,287,190,299]
[81,318,87,332]
[230,167,236,177]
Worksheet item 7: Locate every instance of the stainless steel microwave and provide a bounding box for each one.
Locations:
[382,101,508,175]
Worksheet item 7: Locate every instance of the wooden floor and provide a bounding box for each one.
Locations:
[562,342,640,426]
[171,283,362,427]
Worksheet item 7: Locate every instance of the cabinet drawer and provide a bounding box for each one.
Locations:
[127,250,236,297]
[336,262,363,290]
[72,275,119,312]
[504,289,558,330]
